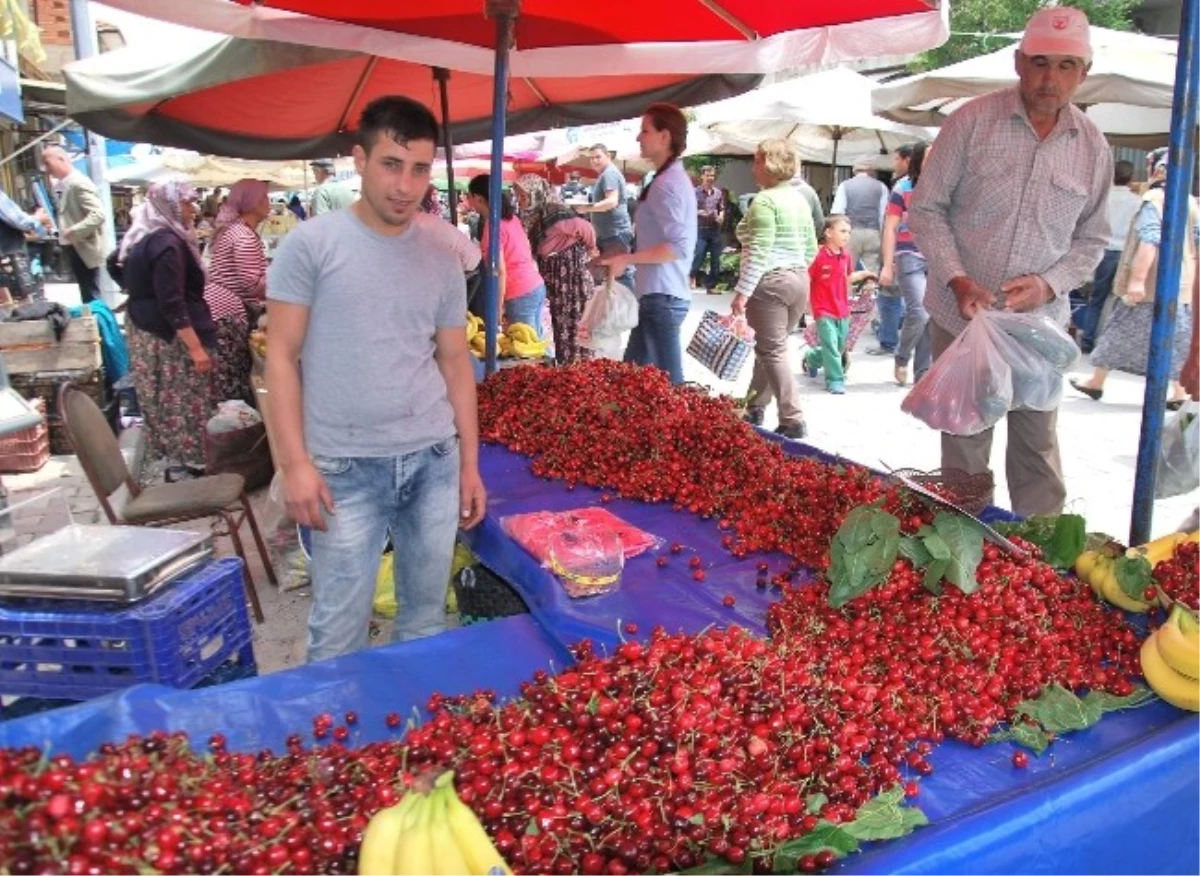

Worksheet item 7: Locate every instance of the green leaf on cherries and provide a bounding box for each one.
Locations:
[524,819,541,836]
[923,532,952,562]
[988,722,1052,755]
[689,812,706,826]
[843,786,930,842]
[922,558,949,595]
[1114,555,1153,600]
[1015,683,1102,732]
[828,506,902,608]
[1083,686,1156,712]
[772,822,860,872]
[805,792,828,815]
[899,536,933,569]
[931,512,984,595]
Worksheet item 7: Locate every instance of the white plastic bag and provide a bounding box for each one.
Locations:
[579,276,638,350]
[207,399,262,434]
[1156,402,1199,499]
[902,310,1079,436]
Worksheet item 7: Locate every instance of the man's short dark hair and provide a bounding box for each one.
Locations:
[358,96,439,154]
[700,165,716,175]
[1113,160,1135,187]
[589,144,610,155]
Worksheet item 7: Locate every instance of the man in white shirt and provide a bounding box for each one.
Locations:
[1075,160,1142,353]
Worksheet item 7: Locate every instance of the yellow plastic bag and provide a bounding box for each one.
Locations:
[372,552,396,618]
[373,543,475,619]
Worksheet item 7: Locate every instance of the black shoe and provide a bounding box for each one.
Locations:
[743,408,764,426]
[1069,378,1103,401]
[1167,398,1185,412]
[866,347,895,356]
[775,421,807,441]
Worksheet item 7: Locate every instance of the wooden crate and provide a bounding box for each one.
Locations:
[0,317,103,376]
[8,370,112,457]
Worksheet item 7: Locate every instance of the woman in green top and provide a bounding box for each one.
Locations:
[731,139,817,440]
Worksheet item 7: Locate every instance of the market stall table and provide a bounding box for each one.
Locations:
[0,440,1196,874]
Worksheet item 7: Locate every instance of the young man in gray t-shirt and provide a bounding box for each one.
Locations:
[577,144,634,289]
[267,96,485,662]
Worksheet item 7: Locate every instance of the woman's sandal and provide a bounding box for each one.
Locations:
[1069,379,1103,401]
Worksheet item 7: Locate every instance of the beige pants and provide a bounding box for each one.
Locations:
[931,321,1066,517]
[849,228,882,274]
[746,268,810,428]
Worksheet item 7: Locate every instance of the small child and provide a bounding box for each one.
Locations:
[803,215,875,394]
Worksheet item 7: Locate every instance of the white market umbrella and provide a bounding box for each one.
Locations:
[696,67,934,168]
[870,26,1186,147]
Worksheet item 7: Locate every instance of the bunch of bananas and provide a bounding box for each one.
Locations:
[1075,549,1152,613]
[1141,605,1199,712]
[358,772,512,876]
[466,314,548,360]
[1127,529,1199,568]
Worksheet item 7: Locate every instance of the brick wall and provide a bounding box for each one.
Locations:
[31,0,73,47]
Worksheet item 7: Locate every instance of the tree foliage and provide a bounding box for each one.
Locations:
[911,0,1138,71]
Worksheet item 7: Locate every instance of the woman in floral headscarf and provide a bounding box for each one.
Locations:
[204,178,270,403]
[113,179,216,479]
[513,174,597,364]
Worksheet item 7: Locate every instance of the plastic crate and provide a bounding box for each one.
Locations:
[0,399,50,474]
[452,563,529,625]
[8,369,116,456]
[0,558,256,701]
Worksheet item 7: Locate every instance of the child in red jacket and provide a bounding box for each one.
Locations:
[803,215,875,394]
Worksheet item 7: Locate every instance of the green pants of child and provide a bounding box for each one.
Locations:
[803,316,850,384]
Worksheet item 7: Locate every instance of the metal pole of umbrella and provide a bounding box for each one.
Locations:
[1129,0,1199,546]
[830,130,841,208]
[434,67,458,226]
[484,0,518,376]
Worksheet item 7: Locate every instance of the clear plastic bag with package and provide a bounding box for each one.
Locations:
[1156,402,1199,499]
[902,310,1079,436]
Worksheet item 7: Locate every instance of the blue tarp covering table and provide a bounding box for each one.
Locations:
[0,439,1196,874]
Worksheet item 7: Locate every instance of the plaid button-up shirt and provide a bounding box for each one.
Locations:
[909,87,1111,335]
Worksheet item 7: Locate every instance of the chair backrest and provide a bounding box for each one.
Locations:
[58,383,130,499]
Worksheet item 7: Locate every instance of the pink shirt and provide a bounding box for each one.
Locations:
[483,216,543,299]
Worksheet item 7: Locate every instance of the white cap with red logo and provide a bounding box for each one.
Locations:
[1019,7,1093,63]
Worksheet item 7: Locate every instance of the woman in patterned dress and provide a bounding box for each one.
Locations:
[1070,153,1197,409]
[111,180,216,477]
[513,174,597,364]
[204,178,270,403]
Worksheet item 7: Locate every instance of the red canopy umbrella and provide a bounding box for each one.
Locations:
[91,0,947,372]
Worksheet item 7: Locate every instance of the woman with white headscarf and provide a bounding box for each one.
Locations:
[112,179,215,480]
[204,178,270,403]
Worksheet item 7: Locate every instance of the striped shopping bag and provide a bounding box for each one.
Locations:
[686,311,755,381]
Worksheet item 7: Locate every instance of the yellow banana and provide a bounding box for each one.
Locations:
[1098,568,1150,613]
[1128,530,1200,568]
[1074,550,1098,582]
[507,323,535,344]
[393,791,436,875]
[359,794,416,875]
[1156,605,1200,680]
[427,787,473,876]
[1141,634,1200,712]
[438,776,513,876]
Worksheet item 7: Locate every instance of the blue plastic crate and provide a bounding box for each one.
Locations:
[0,558,255,701]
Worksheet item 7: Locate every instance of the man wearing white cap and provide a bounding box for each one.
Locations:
[909,6,1111,516]
[309,158,355,217]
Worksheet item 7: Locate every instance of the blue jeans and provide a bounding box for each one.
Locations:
[893,252,931,378]
[876,291,906,351]
[691,229,722,290]
[307,437,461,662]
[597,232,635,291]
[1076,248,1121,352]
[504,283,546,338]
[624,293,690,384]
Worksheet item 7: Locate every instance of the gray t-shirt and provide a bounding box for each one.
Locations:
[591,164,632,240]
[267,208,466,458]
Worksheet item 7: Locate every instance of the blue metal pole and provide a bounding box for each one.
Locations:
[484,2,518,376]
[1129,0,1199,547]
